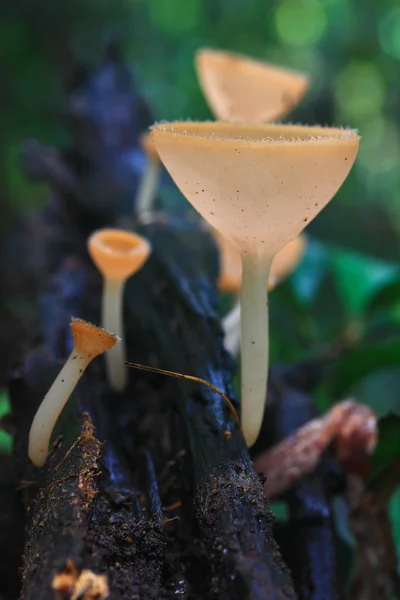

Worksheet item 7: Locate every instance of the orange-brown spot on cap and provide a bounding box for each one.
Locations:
[88,228,151,281]
[70,318,118,358]
[140,132,159,161]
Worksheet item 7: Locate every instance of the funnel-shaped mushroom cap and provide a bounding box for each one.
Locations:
[216,232,306,293]
[140,132,159,161]
[196,48,309,123]
[88,229,151,281]
[152,122,359,259]
[71,318,118,358]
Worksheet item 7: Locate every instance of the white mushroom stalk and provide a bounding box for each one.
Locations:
[152,121,359,448]
[135,132,161,219]
[28,318,118,467]
[222,236,307,356]
[88,228,151,392]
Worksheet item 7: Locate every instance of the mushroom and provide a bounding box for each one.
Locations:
[195,48,309,123]
[218,234,307,356]
[28,318,118,467]
[152,121,359,447]
[135,132,161,219]
[88,228,151,392]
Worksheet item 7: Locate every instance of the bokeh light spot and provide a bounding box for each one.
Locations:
[358,117,400,175]
[275,0,327,47]
[335,62,386,119]
[379,8,400,61]
[149,0,201,36]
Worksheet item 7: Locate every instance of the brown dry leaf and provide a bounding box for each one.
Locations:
[254,399,377,498]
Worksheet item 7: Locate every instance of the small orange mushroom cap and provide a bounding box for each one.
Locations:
[88,229,151,281]
[196,48,310,123]
[71,318,118,358]
[140,132,159,161]
[216,231,306,294]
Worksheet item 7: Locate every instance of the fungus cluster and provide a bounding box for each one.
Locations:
[28,318,118,467]
[152,121,359,447]
[28,47,359,472]
[29,228,152,468]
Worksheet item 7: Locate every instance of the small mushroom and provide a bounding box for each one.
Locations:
[219,234,307,356]
[28,318,118,467]
[88,228,151,392]
[152,121,359,447]
[135,132,161,219]
[195,48,309,123]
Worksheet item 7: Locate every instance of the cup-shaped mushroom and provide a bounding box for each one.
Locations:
[28,318,118,467]
[152,121,359,447]
[195,48,309,123]
[88,229,151,392]
[135,132,161,217]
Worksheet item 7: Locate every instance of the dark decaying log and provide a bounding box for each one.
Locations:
[252,365,346,600]
[8,209,296,599]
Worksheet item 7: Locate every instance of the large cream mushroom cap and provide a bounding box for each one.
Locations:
[152,122,359,261]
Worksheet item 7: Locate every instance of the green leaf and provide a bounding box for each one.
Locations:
[366,279,400,316]
[332,341,400,398]
[269,501,289,521]
[329,247,399,317]
[369,414,400,482]
[351,368,400,417]
[290,237,329,305]
[0,391,12,454]
[389,487,400,567]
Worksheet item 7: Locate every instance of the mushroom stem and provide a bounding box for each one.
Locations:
[240,255,271,447]
[135,157,161,217]
[222,298,241,356]
[223,276,278,357]
[102,278,127,392]
[28,350,91,467]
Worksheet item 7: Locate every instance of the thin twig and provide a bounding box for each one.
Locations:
[125,361,240,428]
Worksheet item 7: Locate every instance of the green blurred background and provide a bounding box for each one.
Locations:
[1,0,400,565]
[3,0,400,256]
